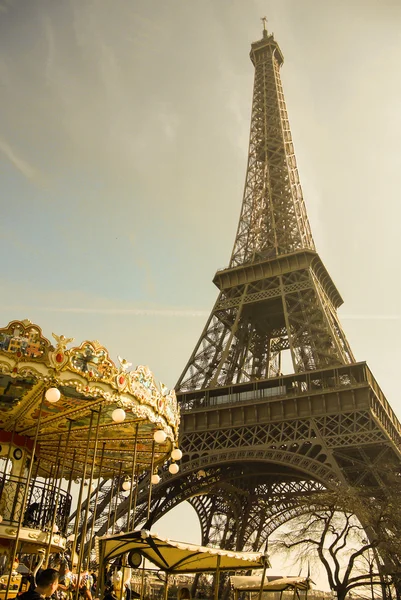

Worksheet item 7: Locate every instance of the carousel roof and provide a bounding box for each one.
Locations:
[0,320,180,478]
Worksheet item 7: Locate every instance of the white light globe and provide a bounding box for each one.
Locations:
[171,448,183,461]
[153,430,167,444]
[45,388,61,403]
[53,524,59,533]
[112,408,126,423]
[169,463,179,475]
[122,480,131,491]
[151,474,161,485]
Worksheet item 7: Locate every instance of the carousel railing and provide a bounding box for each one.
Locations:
[0,474,72,535]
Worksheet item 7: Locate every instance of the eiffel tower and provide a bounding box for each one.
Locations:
[84,22,401,574]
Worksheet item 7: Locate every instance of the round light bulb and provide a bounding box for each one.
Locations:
[122,480,131,491]
[153,430,167,444]
[45,387,61,403]
[53,524,59,533]
[112,408,126,423]
[171,448,183,461]
[169,463,179,475]
[151,474,161,485]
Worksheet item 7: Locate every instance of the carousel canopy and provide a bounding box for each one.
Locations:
[97,530,265,573]
[0,320,180,478]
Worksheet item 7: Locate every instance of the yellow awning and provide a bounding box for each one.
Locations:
[97,530,264,573]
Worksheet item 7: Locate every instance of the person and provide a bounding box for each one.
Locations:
[18,568,59,600]
[78,569,93,600]
[57,562,76,600]
[102,585,117,600]
[90,572,97,597]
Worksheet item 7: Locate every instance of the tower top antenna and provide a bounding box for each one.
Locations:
[261,16,268,38]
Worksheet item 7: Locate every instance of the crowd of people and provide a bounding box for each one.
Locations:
[17,565,98,600]
[1,552,133,600]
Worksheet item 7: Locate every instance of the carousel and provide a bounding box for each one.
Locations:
[0,319,181,598]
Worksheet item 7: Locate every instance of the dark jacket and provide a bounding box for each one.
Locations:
[18,591,43,600]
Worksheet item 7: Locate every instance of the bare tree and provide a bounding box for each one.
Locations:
[272,491,394,600]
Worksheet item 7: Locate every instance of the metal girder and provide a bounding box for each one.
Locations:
[230,34,314,266]
[175,30,354,392]
[176,267,355,392]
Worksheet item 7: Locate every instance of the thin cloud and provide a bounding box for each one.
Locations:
[341,314,400,321]
[43,15,56,85]
[0,305,209,317]
[0,303,397,321]
[0,137,38,181]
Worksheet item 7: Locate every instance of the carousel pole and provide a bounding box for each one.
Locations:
[0,424,16,501]
[9,435,30,524]
[118,558,127,600]
[98,540,106,600]
[130,465,140,531]
[140,441,156,600]
[26,454,41,510]
[47,436,62,533]
[73,409,98,600]
[66,449,76,498]
[213,555,221,600]
[65,448,76,549]
[163,573,169,600]
[4,386,50,600]
[126,425,139,531]
[118,437,137,600]
[44,420,73,567]
[86,441,106,568]
[112,461,123,534]
[75,408,102,597]
[146,440,156,521]
[70,410,95,577]
[106,469,116,534]
[0,425,17,527]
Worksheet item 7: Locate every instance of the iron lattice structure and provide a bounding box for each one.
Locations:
[176,30,354,392]
[82,27,401,582]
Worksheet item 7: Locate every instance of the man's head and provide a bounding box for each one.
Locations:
[36,568,59,596]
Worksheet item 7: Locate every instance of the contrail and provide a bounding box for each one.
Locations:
[0,305,397,320]
[0,306,209,318]
[0,137,37,181]
[43,16,55,85]
[341,314,400,321]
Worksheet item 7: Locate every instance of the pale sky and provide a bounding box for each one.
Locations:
[1,0,401,589]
